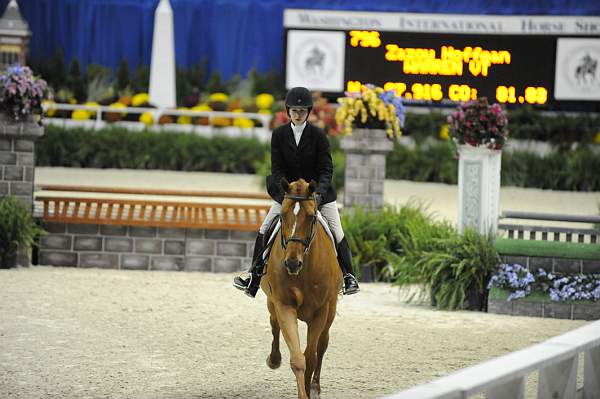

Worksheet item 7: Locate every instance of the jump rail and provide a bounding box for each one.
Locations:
[499,211,600,244]
[34,185,271,231]
[383,319,600,399]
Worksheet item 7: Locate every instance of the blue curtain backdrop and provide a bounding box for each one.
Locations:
[6,0,600,80]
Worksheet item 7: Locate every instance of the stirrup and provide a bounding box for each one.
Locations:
[343,274,360,295]
[233,273,251,291]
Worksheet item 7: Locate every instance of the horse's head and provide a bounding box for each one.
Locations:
[279,178,318,276]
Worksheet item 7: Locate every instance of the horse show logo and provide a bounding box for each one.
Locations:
[293,39,339,85]
[574,53,597,86]
[555,38,600,100]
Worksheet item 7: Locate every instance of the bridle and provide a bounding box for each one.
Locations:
[280,194,317,255]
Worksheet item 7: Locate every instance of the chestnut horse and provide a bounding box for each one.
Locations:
[260,178,342,399]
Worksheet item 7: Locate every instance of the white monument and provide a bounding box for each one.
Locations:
[149,0,176,108]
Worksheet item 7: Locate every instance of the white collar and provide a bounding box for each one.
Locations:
[291,121,306,135]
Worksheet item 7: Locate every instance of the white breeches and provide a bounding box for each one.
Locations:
[259,200,344,244]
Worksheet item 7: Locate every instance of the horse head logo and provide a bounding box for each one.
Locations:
[575,53,598,86]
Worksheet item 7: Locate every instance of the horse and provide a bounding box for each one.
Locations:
[305,47,325,75]
[260,178,342,399]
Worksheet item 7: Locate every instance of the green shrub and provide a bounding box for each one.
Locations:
[36,125,269,173]
[0,196,45,268]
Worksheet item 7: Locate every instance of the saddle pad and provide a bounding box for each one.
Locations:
[262,211,337,260]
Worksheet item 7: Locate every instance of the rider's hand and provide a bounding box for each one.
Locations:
[315,193,323,210]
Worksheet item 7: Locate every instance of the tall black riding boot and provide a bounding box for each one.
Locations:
[233,233,265,298]
[337,237,360,295]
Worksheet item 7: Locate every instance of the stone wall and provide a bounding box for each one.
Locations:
[340,128,393,209]
[38,222,256,272]
[0,118,41,211]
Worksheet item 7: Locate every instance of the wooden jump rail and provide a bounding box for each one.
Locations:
[499,210,600,244]
[35,185,271,231]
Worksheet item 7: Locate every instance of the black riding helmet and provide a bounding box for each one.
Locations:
[285,87,313,119]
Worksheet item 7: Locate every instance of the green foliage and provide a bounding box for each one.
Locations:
[411,230,501,310]
[495,238,600,260]
[131,64,150,93]
[206,72,227,94]
[116,58,130,92]
[36,125,269,173]
[66,58,86,102]
[248,69,285,98]
[386,141,457,183]
[402,111,448,144]
[0,196,45,268]
[341,203,453,282]
[342,204,499,310]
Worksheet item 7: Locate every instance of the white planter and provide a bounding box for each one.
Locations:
[457,144,502,235]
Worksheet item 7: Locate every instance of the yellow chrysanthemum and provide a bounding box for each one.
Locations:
[192,103,212,112]
[594,132,600,144]
[71,109,91,120]
[132,93,150,107]
[439,124,450,141]
[231,108,255,128]
[108,102,127,117]
[176,107,192,124]
[255,93,274,110]
[43,100,56,117]
[139,111,154,126]
[84,102,100,116]
[209,92,229,103]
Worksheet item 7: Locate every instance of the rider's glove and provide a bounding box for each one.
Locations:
[315,193,323,210]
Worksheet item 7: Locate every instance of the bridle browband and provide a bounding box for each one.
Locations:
[280,194,317,254]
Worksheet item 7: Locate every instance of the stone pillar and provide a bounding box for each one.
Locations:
[0,116,43,267]
[340,128,393,209]
[0,116,43,210]
[457,145,502,235]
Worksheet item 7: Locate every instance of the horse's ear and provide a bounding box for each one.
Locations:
[308,180,317,194]
[280,177,290,192]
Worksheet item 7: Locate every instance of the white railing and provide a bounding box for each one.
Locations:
[383,319,600,399]
[42,102,273,141]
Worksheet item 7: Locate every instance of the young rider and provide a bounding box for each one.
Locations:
[233,86,360,297]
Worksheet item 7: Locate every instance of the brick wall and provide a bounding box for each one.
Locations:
[38,223,256,273]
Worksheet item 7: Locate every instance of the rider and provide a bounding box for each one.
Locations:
[233,86,360,297]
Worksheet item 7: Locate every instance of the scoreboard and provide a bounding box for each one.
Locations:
[284,9,600,111]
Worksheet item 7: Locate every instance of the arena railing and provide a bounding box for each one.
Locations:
[41,102,273,140]
[498,211,600,244]
[383,319,600,399]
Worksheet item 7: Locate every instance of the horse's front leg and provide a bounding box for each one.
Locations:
[275,303,308,399]
[304,304,329,399]
[312,301,337,396]
[266,299,281,369]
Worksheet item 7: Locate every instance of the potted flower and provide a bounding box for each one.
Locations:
[0,196,45,269]
[448,97,509,235]
[335,83,405,139]
[0,65,47,122]
[447,97,508,150]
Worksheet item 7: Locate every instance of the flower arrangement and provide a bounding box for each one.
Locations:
[447,97,508,150]
[0,65,47,121]
[335,84,405,139]
[488,263,600,302]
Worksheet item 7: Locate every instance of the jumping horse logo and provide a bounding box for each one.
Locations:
[304,47,325,75]
[575,53,598,85]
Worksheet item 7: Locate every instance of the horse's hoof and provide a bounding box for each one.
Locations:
[266,354,281,369]
[310,383,321,399]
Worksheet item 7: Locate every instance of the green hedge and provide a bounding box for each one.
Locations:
[495,238,600,260]
[36,126,599,191]
[385,141,600,191]
[402,108,600,145]
[37,125,268,173]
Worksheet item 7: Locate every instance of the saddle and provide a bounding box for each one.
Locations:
[258,212,337,276]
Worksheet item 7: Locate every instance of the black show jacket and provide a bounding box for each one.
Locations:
[267,122,337,204]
